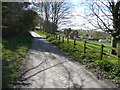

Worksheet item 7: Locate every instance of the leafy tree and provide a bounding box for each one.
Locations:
[2,2,38,37]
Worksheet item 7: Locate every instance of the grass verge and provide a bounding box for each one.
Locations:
[2,32,33,88]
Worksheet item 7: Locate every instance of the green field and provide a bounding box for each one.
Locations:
[63,37,111,53]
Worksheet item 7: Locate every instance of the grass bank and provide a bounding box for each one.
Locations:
[2,32,33,88]
[34,30,120,86]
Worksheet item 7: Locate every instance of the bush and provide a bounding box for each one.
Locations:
[94,60,114,72]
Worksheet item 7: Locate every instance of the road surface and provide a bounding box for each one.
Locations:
[19,32,115,88]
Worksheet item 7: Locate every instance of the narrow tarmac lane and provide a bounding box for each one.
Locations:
[20,32,114,88]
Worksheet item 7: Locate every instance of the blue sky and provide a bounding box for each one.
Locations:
[58,0,117,31]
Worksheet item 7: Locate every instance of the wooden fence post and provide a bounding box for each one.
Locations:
[100,45,104,60]
[117,41,120,60]
[58,35,60,41]
[62,36,64,42]
[67,38,69,43]
[83,41,86,53]
[74,39,76,48]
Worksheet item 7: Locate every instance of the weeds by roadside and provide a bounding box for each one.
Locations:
[2,33,33,88]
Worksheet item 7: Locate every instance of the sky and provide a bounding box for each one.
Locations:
[27,0,118,31]
[28,0,118,31]
[58,0,94,30]
[58,0,118,31]
[28,0,101,31]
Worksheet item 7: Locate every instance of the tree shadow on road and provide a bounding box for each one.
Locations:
[23,61,68,81]
[61,64,85,89]
[14,36,86,88]
[17,59,68,81]
[31,37,68,57]
[18,59,47,80]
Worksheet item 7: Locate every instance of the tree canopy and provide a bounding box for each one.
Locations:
[2,2,38,37]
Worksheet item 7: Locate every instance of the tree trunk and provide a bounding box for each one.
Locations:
[110,36,117,55]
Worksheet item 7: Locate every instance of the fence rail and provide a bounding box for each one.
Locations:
[86,41,101,46]
[52,34,120,60]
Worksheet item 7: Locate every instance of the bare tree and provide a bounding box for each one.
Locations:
[33,0,71,33]
[78,0,120,54]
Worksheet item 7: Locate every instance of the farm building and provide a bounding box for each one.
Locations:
[64,28,79,39]
[68,30,78,38]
